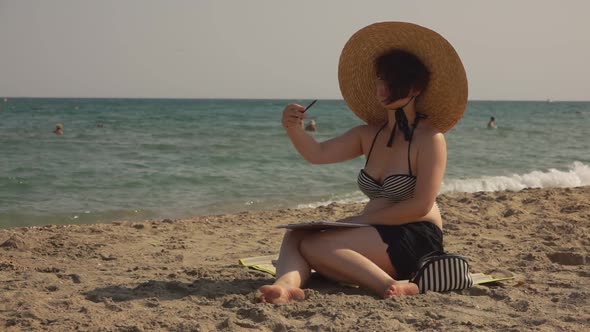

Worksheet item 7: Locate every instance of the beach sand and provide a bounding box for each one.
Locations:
[0,186,588,331]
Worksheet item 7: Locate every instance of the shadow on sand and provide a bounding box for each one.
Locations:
[83,273,370,303]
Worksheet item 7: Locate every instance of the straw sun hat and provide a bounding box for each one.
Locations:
[338,22,468,133]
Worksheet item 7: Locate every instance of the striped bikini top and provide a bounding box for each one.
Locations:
[357,122,417,202]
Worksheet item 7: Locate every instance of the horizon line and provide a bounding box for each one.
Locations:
[2,97,589,103]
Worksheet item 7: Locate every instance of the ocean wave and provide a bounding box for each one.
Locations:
[441,161,590,193]
[296,192,369,209]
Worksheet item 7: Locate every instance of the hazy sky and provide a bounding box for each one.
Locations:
[1,0,589,100]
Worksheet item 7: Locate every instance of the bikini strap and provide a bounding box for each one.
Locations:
[386,96,415,148]
[365,122,388,167]
[407,113,426,176]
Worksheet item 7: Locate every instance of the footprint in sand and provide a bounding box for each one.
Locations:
[509,299,530,312]
[503,208,523,217]
[560,204,588,213]
[0,234,28,250]
[547,252,587,266]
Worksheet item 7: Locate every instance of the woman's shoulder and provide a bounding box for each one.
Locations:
[414,122,445,146]
[358,124,395,146]
[353,123,385,136]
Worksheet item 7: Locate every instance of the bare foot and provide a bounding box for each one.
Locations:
[383,281,419,299]
[259,284,305,304]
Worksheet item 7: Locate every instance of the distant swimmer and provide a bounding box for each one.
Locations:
[53,123,64,136]
[487,116,496,129]
[305,119,317,132]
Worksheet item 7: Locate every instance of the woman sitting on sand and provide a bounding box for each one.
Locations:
[259,22,468,304]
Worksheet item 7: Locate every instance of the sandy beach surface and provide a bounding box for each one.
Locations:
[1,186,588,331]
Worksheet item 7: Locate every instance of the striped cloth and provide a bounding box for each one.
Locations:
[357,170,416,202]
[411,253,474,293]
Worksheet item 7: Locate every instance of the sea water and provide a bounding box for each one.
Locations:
[1,98,588,228]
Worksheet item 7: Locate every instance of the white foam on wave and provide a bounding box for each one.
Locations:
[296,192,369,209]
[441,161,590,193]
[296,162,590,209]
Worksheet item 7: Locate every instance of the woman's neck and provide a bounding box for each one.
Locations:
[386,99,416,131]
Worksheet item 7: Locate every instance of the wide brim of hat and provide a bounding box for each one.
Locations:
[338,22,468,133]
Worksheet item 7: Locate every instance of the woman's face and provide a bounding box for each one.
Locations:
[376,77,390,106]
[376,77,420,110]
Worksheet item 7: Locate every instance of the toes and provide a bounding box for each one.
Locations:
[261,286,281,299]
[258,285,306,304]
[384,287,397,299]
[259,285,285,304]
[292,289,306,301]
[384,283,419,298]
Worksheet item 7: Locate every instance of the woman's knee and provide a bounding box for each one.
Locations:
[283,229,312,242]
[299,236,314,258]
[299,232,336,259]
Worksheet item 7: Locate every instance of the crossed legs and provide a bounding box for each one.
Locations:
[258,227,418,304]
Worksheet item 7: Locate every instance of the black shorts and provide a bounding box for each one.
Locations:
[373,221,444,280]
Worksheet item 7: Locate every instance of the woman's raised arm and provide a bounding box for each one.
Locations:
[282,103,365,164]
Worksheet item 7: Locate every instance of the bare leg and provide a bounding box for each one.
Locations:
[258,230,310,304]
[300,227,419,298]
